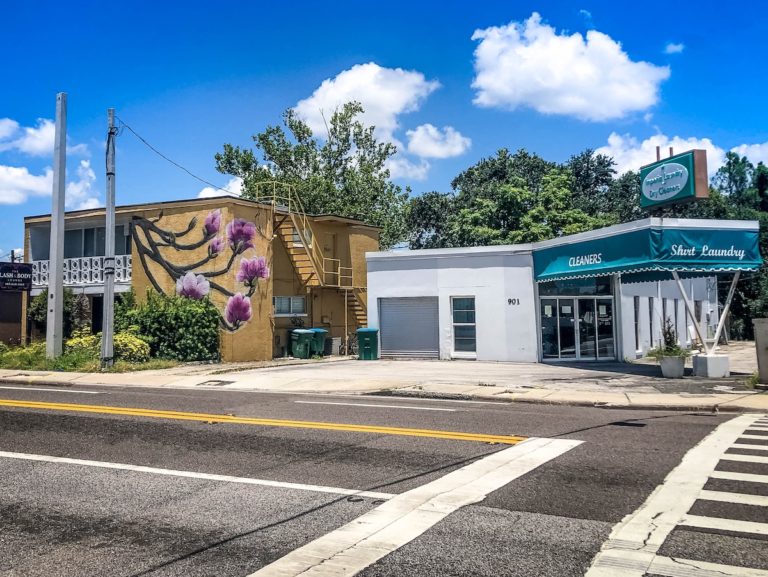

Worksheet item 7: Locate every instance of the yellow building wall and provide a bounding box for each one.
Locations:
[130,200,274,362]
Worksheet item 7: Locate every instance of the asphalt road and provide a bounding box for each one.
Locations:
[0,383,764,577]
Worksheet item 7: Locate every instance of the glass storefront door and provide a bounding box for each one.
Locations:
[539,296,616,361]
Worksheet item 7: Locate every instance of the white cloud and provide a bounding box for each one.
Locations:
[66,160,100,210]
[406,124,471,159]
[198,176,243,198]
[0,117,89,157]
[664,42,685,54]
[731,142,768,166]
[596,132,726,176]
[0,119,19,140]
[471,12,670,121]
[295,62,440,147]
[0,159,99,208]
[385,157,430,181]
[0,165,53,204]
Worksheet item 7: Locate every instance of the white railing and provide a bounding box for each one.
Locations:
[32,256,132,287]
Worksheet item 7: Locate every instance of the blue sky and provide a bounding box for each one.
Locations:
[1,0,767,259]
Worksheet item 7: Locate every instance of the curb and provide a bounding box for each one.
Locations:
[372,389,763,413]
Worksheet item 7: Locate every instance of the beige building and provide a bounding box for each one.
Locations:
[22,194,378,361]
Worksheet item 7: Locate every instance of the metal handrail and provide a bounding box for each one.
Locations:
[252,181,365,289]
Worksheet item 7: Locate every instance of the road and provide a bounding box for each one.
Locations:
[0,383,765,577]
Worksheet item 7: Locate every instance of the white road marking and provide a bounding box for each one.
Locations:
[648,555,768,577]
[246,436,582,577]
[0,385,101,394]
[0,450,394,500]
[741,434,768,441]
[590,550,768,577]
[681,514,768,536]
[585,413,763,577]
[698,489,768,507]
[710,470,768,484]
[747,426,768,431]
[732,443,768,451]
[721,453,768,464]
[293,400,456,412]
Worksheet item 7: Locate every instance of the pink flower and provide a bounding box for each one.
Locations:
[225,293,252,326]
[208,236,225,256]
[203,209,222,236]
[176,272,210,300]
[236,256,270,287]
[227,218,256,254]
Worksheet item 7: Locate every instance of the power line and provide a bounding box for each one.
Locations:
[114,116,241,196]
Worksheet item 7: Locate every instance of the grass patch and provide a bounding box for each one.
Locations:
[745,372,761,389]
[0,342,179,373]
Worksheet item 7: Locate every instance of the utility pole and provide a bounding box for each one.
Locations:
[46,93,67,359]
[10,250,16,263]
[101,108,117,368]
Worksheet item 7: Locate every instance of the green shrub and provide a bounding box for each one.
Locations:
[64,329,100,357]
[0,341,48,369]
[0,342,9,355]
[124,291,219,361]
[113,332,150,363]
[27,288,77,338]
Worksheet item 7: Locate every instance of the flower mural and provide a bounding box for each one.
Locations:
[175,272,210,300]
[131,208,270,332]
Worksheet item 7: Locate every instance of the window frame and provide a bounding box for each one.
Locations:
[273,295,307,317]
[451,296,477,357]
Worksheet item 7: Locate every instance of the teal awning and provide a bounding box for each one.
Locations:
[533,220,762,283]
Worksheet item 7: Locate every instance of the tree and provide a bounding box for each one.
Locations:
[566,149,617,215]
[215,102,409,248]
[27,288,76,338]
[407,192,456,249]
[713,152,756,207]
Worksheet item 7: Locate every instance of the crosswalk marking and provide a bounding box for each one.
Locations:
[731,443,768,451]
[721,453,768,464]
[710,470,768,484]
[247,437,582,577]
[648,555,768,577]
[740,434,768,441]
[698,489,768,507]
[681,514,768,536]
[585,413,764,577]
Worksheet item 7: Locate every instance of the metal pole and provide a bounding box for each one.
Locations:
[10,250,15,263]
[101,108,117,368]
[46,93,67,359]
[672,271,709,355]
[709,271,740,356]
[344,289,349,356]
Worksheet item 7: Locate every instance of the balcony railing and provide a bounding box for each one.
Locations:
[32,256,132,287]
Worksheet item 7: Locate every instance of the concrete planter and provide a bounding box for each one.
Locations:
[754,319,768,384]
[659,356,685,379]
[692,354,730,378]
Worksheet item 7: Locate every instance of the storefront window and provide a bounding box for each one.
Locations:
[538,276,613,296]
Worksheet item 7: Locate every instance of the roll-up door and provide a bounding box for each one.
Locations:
[379,297,439,358]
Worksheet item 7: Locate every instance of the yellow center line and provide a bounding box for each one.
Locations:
[0,399,526,445]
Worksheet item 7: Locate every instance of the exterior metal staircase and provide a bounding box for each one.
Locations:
[257,182,369,328]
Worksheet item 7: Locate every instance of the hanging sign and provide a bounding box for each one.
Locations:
[0,262,32,291]
[640,149,709,209]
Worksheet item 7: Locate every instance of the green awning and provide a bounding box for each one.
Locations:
[533,220,762,283]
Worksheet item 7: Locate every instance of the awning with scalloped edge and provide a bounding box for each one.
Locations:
[533,219,762,283]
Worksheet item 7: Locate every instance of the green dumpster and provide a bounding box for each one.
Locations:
[291,329,314,359]
[357,327,378,360]
[309,328,328,356]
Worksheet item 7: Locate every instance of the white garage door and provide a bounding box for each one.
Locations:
[379,297,439,358]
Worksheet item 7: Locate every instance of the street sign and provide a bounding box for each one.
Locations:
[0,262,32,292]
[640,149,709,209]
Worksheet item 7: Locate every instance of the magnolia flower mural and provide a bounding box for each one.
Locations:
[131,208,270,332]
[176,272,210,300]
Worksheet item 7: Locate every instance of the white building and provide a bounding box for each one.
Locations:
[367,218,761,362]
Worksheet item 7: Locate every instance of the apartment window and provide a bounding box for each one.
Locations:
[634,296,640,351]
[452,297,476,353]
[648,297,655,347]
[274,296,306,316]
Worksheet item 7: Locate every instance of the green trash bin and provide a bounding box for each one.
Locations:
[357,328,379,360]
[291,329,314,359]
[309,328,328,357]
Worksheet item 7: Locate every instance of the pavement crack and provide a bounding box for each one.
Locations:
[668,556,730,575]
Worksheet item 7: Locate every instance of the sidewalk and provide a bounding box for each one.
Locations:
[0,342,765,413]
